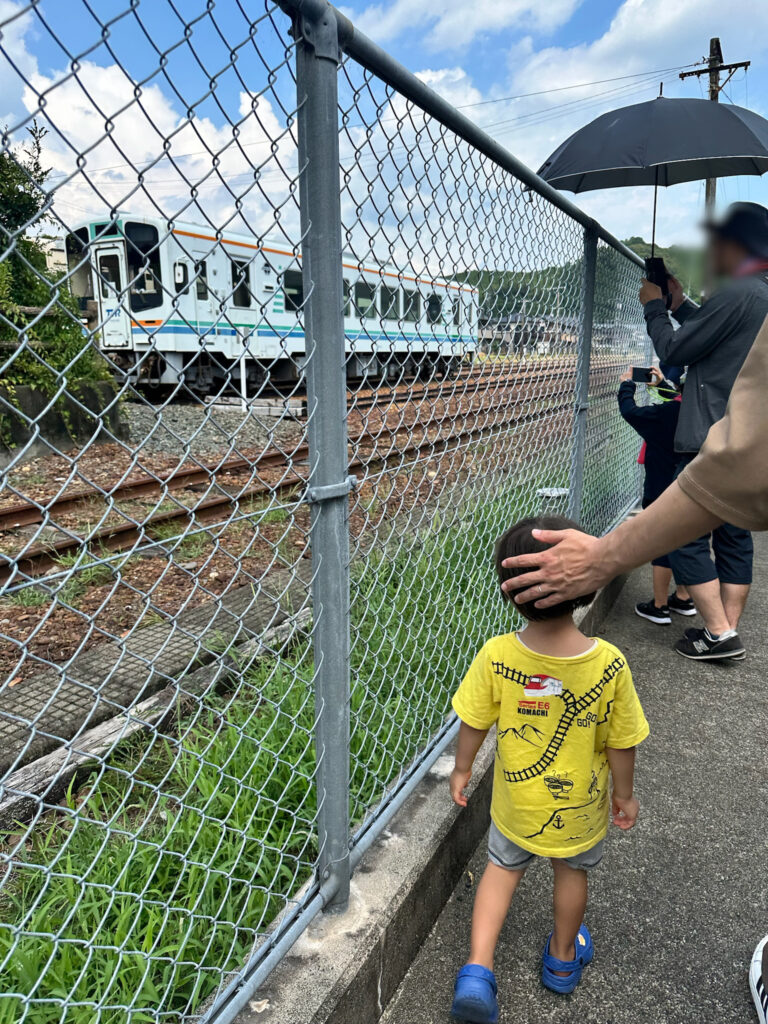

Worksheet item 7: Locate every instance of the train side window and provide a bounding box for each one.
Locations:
[426,293,442,325]
[354,281,376,318]
[342,280,351,317]
[195,261,208,299]
[380,284,400,321]
[452,296,462,327]
[403,288,420,323]
[283,269,304,312]
[231,258,251,307]
[174,262,190,295]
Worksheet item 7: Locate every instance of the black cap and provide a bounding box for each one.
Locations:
[704,202,768,259]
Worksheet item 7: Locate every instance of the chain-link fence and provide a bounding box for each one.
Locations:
[0,1,648,1020]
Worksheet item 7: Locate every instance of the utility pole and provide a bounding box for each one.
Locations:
[680,38,751,219]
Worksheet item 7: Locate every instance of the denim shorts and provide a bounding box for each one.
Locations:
[488,822,604,872]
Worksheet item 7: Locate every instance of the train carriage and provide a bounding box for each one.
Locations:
[64,215,478,394]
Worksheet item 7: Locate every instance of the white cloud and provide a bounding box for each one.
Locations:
[460,0,768,245]
[340,0,580,52]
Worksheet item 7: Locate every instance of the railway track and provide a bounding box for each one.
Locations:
[0,362,625,585]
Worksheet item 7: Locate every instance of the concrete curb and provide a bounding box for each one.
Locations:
[238,570,629,1024]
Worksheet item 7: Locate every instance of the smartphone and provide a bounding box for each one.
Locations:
[644,256,672,308]
[631,367,654,384]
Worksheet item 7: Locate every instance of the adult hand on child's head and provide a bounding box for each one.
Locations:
[450,767,472,807]
[500,527,607,608]
[612,794,639,830]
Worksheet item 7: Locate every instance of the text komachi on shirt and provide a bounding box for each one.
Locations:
[452,633,649,858]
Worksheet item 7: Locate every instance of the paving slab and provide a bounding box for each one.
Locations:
[383,533,768,1024]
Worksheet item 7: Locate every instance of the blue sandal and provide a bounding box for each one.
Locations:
[541,924,594,994]
[451,964,498,1023]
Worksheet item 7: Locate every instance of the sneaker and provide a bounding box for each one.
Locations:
[635,599,671,625]
[674,627,745,661]
[668,592,696,616]
[750,934,768,1024]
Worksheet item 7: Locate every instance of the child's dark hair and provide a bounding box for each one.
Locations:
[495,515,596,622]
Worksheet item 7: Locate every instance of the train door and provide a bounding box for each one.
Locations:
[190,253,216,331]
[94,244,131,348]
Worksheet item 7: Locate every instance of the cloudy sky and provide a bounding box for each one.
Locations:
[2,0,767,250]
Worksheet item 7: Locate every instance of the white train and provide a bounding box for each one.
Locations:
[64,215,478,394]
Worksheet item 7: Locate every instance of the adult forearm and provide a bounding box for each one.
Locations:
[597,480,723,575]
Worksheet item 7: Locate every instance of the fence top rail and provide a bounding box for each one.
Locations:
[279,0,645,269]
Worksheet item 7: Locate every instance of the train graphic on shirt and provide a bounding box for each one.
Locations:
[523,674,564,698]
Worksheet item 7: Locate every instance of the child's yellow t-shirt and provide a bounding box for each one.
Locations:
[452,632,649,858]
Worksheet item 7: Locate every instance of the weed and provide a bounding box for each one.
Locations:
[5,586,49,608]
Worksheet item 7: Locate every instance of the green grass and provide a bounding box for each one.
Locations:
[52,552,116,608]
[5,586,49,608]
[0,458,635,1022]
[147,521,211,561]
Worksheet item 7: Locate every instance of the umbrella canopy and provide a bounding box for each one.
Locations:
[537,96,768,193]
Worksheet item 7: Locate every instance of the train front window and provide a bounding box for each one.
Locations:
[283,269,303,312]
[426,293,442,325]
[380,284,400,321]
[354,281,375,318]
[125,222,163,312]
[403,289,420,323]
[65,228,92,299]
[231,258,251,307]
[98,254,122,298]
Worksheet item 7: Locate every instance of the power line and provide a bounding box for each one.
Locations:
[453,62,703,111]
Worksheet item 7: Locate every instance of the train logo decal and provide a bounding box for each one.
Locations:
[524,674,563,698]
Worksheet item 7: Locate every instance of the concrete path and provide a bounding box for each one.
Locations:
[383,534,768,1024]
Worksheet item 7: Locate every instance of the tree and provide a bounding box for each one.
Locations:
[0,123,109,400]
[0,122,50,236]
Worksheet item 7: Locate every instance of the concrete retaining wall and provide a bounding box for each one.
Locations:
[0,380,127,466]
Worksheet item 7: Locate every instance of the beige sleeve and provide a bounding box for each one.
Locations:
[677,314,768,531]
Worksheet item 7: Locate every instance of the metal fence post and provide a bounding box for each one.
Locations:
[567,225,598,523]
[291,0,351,912]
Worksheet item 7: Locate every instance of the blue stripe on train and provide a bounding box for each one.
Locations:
[130,325,474,344]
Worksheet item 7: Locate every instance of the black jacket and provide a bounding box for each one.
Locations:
[617,381,681,506]
[643,271,768,453]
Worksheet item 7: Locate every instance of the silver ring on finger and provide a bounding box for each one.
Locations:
[537,585,544,595]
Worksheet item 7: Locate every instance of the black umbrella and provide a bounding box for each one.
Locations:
[537,95,768,252]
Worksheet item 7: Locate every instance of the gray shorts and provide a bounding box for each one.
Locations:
[488,821,604,872]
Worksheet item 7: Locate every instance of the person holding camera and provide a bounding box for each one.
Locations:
[637,202,768,660]
[617,364,694,624]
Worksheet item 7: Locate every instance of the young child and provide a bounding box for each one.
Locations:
[617,364,696,624]
[449,515,649,1023]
